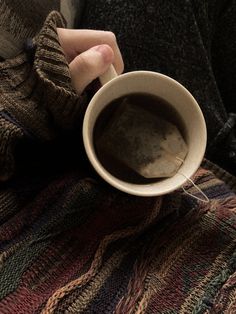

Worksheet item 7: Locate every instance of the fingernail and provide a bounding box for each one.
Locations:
[92,44,113,63]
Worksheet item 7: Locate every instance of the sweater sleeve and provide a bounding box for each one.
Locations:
[0,11,87,180]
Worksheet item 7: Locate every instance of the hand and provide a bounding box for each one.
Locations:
[57,28,124,94]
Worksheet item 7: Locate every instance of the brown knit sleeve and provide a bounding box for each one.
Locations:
[0,11,87,180]
[33,11,88,129]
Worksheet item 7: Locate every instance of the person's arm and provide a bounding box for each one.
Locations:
[0,11,123,181]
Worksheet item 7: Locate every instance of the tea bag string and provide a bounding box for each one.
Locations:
[176,157,209,203]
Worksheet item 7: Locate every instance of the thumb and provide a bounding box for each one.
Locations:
[69,44,114,94]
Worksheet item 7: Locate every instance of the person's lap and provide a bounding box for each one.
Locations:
[0,2,236,313]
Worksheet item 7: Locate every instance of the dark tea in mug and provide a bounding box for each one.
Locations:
[93,92,187,184]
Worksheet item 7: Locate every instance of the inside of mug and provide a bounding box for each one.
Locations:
[83,71,206,196]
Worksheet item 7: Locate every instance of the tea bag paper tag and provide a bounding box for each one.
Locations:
[97,99,188,178]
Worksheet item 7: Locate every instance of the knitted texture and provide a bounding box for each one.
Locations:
[0,4,236,314]
[0,0,60,58]
[0,168,236,313]
[0,11,87,180]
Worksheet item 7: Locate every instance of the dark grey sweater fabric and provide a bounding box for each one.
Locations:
[80,0,236,175]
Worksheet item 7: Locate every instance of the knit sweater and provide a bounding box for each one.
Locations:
[0,8,236,314]
[0,158,236,313]
[0,11,87,181]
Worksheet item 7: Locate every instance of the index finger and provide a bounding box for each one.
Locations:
[57,28,124,74]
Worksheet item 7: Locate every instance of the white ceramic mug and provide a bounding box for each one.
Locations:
[83,65,207,197]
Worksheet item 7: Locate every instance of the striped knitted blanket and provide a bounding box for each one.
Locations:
[0,167,236,313]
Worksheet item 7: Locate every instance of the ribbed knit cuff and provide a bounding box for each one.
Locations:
[33,11,87,130]
[0,11,87,180]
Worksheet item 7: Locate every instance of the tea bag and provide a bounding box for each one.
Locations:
[96,99,188,178]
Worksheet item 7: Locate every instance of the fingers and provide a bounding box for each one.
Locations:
[57,28,124,74]
[69,44,114,94]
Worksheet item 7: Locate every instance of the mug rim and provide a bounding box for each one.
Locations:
[83,70,207,196]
